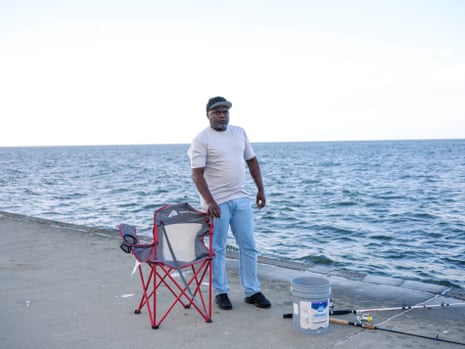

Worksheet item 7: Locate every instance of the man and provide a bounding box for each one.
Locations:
[188,96,271,310]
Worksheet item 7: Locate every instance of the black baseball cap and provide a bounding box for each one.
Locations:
[206,96,232,112]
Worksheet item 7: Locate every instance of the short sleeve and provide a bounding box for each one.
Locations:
[242,129,256,160]
[188,135,207,169]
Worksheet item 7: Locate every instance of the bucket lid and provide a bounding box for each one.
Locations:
[291,276,330,287]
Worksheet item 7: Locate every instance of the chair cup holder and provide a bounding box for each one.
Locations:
[120,242,132,254]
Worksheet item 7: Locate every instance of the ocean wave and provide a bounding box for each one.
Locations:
[2,140,465,289]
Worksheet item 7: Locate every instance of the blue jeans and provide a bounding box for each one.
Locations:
[212,197,261,297]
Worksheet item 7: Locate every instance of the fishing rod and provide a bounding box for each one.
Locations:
[330,301,465,315]
[330,317,465,346]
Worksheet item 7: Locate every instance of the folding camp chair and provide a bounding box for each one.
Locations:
[119,202,214,329]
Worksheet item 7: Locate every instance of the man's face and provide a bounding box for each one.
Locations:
[207,107,230,131]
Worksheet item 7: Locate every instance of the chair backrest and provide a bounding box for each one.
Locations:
[153,202,212,266]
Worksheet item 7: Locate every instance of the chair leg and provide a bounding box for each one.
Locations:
[133,259,213,328]
[133,264,157,328]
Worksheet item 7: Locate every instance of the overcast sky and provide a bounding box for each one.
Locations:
[1,0,464,146]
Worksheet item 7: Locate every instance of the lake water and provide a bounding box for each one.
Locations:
[1,139,464,289]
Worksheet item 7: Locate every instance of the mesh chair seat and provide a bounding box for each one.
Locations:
[119,202,214,329]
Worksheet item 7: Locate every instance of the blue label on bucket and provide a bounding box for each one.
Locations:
[299,299,329,330]
[312,300,328,313]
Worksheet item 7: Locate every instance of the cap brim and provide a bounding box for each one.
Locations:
[208,101,232,111]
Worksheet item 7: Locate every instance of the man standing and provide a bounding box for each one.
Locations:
[188,96,271,310]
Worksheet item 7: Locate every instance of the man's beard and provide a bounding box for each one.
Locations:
[212,121,228,131]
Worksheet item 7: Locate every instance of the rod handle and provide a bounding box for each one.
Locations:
[330,309,354,315]
[329,318,376,330]
[330,318,352,326]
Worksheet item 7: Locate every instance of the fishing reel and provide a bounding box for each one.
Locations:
[356,313,373,323]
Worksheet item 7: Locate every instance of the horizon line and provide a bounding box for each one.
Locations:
[1,137,464,148]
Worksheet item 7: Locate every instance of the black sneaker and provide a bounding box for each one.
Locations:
[245,292,271,308]
[215,293,232,310]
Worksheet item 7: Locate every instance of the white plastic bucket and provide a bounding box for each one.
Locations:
[291,276,331,334]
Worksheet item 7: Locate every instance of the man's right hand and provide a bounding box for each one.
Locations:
[207,200,221,218]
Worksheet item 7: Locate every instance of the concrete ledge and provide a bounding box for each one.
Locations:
[1,211,465,349]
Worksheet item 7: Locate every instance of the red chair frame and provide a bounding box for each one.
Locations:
[119,202,214,329]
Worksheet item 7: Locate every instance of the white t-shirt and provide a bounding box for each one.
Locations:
[188,125,256,208]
